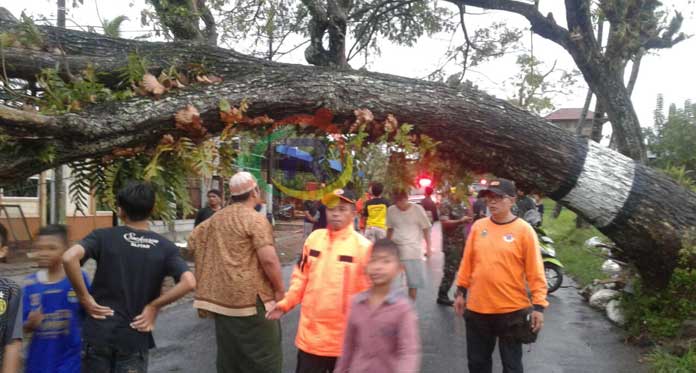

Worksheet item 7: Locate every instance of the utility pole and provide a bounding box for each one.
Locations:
[265,26,275,224]
[266,133,274,224]
[53,0,67,224]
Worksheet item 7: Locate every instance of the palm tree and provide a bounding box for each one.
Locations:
[101,15,128,38]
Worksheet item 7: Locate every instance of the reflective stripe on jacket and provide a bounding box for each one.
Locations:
[276,226,372,357]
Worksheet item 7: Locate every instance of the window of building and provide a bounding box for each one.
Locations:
[1,178,39,198]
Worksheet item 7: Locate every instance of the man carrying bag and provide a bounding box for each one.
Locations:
[454,178,548,373]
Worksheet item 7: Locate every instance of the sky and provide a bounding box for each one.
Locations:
[3,0,695,138]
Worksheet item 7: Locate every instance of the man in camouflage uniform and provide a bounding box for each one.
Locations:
[437,192,472,306]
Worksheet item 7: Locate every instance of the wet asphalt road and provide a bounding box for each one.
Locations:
[149,223,649,373]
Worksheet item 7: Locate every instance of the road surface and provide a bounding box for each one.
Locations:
[149,222,648,373]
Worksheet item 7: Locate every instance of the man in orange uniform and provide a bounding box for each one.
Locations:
[454,178,548,373]
[266,189,372,373]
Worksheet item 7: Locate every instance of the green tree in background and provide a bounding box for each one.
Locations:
[507,54,580,115]
[646,95,696,191]
[647,96,696,174]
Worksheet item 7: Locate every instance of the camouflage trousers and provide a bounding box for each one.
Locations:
[438,242,464,298]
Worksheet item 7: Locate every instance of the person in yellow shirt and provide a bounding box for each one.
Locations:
[454,178,548,373]
[362,182,390,242]
[266,189,372,373]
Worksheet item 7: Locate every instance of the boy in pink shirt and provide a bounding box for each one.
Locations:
[335,239,421,373]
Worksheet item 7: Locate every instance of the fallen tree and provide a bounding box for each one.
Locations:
[0,15,694,288]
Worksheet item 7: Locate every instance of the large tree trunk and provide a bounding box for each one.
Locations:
[450,0,655,163]
[575,60,647,162]
[0,19,694,288]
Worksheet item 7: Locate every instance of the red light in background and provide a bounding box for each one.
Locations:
[418,177,432,188]
[480,179,487,185]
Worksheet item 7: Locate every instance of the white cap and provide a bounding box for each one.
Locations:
[229,171,258,196]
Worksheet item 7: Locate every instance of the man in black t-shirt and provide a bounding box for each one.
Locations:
[420,186,439,223]
[62,182,196,373]
[473,192,488,221]
[194,189,223,227]
[514,189,537,220]
[303,200,319,238]
[313,202,328,231]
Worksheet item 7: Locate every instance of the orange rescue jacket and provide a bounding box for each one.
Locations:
[456,217,549,314]
[276,225,372,357]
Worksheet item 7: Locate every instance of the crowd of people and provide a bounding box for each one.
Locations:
[0,171,549,373]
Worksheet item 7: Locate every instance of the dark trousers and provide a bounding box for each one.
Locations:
[465,311,523,373]
[81,344,148,373]
[438,244,463,298]
[214,297,282,373]
[295,350,337,373]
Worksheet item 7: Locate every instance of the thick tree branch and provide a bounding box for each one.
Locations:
[564,0,598,51]
[643,11,688,50]
[447,0,571,48]
[149,0,217,46]
[0,13,694,289]
[626,52,642,97]
[0,19,271,87]
[197,0,219,46]
[0,105,54,129]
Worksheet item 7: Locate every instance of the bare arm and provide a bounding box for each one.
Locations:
[62,244,90,300]
[306,211,318,223]
[423,228,432,257]
[131,271,196,332]
[441,215,466,229]
[151,272,196,309]
[266,243,312,319]
[62,244,114,319]
[1,340,21,373]
[387,228,394,240]
[257,245,285,300]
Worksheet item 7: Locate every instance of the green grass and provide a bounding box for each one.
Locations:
[647,346,696,373]
[540,200,606,286]
[540,201,696,372]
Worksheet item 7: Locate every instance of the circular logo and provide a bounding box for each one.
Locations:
[0,299,6,315]
[237,110,353,201]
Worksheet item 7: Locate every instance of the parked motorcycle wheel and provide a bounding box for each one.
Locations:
[544,263,563,293]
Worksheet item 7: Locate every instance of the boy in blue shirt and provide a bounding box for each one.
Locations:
[1,224,23,373]
[23,224,89,373]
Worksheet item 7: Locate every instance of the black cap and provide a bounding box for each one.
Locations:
[207,189,222,198]
[479,178,516,198]
[321,188,357,207]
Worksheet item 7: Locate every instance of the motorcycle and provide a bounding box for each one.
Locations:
[275,204,295,220]
[535,226,564,293]
[523,210,564,293]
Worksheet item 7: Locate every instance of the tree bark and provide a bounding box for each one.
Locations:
[571,89,593,227]
[448,0,660,163]
[149,0,217,46]
[302,0,349,67]
[626,52,643,97]
[575,89,593,137]
[0,20,694,288]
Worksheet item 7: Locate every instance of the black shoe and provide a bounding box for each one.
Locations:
[436,297,454,306]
